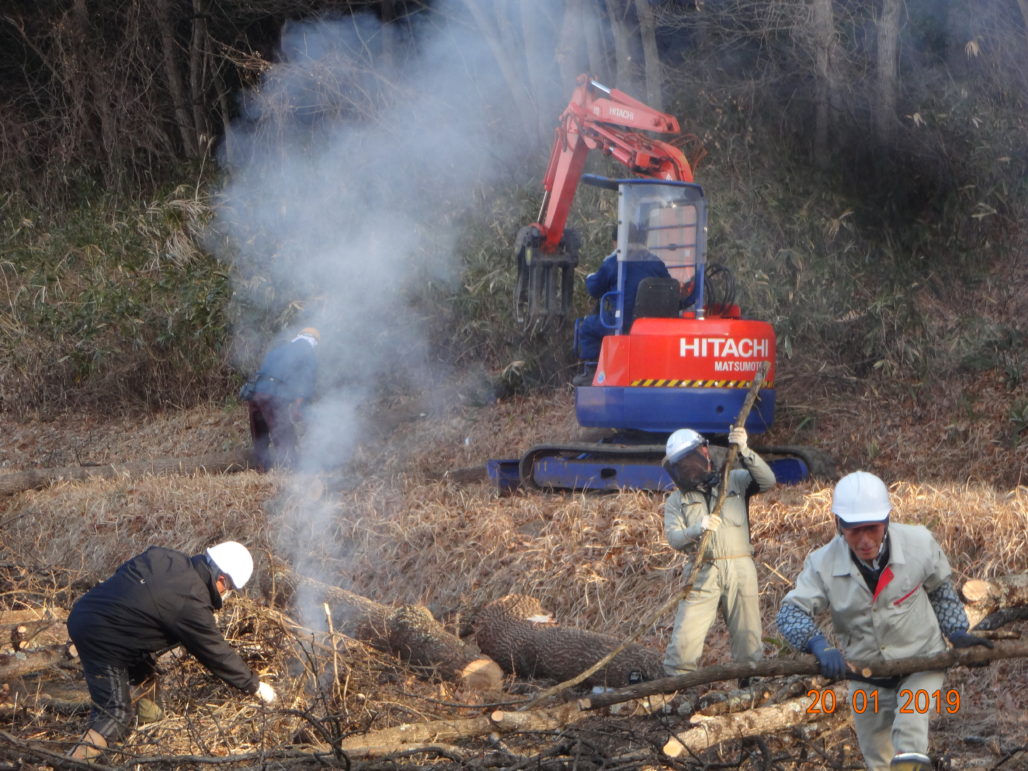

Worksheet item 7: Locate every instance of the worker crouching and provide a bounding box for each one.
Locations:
[65,541,277,760]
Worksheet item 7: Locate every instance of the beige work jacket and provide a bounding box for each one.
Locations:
[663,448,776,561]
[781,523,950,663]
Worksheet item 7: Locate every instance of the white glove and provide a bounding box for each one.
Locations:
[728,425,748,454]
[700,514,722,532]
[256,681,277,704]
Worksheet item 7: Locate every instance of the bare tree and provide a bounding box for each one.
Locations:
[634,0,663,110]
[810,0,840,167]
[874,0,903,144]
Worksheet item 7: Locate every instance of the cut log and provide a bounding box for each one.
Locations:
[289,573,502,694]
[474,594,663,688]
[0,644,77,679]
[663,686,847,758]
[961,574,1028,629]
[0,449,254,496]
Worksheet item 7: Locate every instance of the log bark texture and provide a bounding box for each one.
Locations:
[0,644,76,679]
[0,450,253,496]
[291,574,502,694]
[474,594,663,688]
[663,687,847,758]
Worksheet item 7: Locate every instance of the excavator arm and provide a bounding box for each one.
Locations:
[514,75,694,331]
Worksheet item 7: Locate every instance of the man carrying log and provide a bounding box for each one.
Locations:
[65,541,277,760]
[775,471,993,771]
[662,425,776,680]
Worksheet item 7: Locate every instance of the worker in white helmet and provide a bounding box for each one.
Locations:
[240,326,320,471]
[662,424,776,680]
[775,471,992,771]
[65,542,277,760]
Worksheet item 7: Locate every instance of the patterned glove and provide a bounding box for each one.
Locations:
[728,425,748,454]
[808,635,847,680]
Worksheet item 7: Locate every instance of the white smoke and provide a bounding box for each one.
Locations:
[211,1,592,623]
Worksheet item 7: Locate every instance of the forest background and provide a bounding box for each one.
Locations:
[0,0,1024,465]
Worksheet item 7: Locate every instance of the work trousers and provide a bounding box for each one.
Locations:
[247,394,297,470]
[848,670,945,771]
[79,657,134,742]
[663,557,763,675]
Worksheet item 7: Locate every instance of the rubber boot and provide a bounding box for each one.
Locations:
[68,728,107,761]
[890,752,932,771]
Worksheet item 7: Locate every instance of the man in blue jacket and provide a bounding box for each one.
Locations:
[66,542,276,760]
[242,326,319,470]
[574,226,672,385]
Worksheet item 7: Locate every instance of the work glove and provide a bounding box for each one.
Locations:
[808,634,848,680]
[948,630,993,649]
[700,514,721,531]
[948,630,993,667]
[699,516,723,534]
[728,425,748,454]
[256,681,277,704]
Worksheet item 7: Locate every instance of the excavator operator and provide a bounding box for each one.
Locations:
[573,223,671,385]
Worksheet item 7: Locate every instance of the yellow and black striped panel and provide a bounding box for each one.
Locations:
[629,379,775,388]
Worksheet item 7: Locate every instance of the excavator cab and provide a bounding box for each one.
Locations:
[590,175,707,337]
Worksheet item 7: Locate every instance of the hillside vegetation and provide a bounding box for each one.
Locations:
[1,2,1026,768]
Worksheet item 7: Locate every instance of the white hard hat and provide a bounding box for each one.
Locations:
[832,471,891,526]
[664,428,707,464]
[206,541,254,589]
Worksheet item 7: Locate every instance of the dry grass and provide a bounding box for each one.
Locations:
[0,372,1026,767]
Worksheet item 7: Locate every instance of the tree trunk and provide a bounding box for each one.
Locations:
[810,0,838,168]
[555,0,586,87]
[460,0,539,143]
[156,0,197,156]
[874,0,902,145]
[290,574,502,694]
[0,449,254,496]
[634,0,663,110]
[473,594,663,688]
[189,0,211,153]
[582,0,607,80]
[604,0,641,94]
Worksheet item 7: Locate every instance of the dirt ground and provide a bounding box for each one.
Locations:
[0,366,1026,769]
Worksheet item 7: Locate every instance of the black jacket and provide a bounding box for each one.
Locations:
[67,547,259,694]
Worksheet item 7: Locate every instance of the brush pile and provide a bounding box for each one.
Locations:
[1,373,1026,769]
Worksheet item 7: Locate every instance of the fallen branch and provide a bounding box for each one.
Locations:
[663,686,847,758]
[583,639,1028,710]
[0,450,253,497]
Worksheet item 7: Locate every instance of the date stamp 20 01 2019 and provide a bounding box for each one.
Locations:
[806,688,961,715]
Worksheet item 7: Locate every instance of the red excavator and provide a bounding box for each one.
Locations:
[496,75,830,491]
